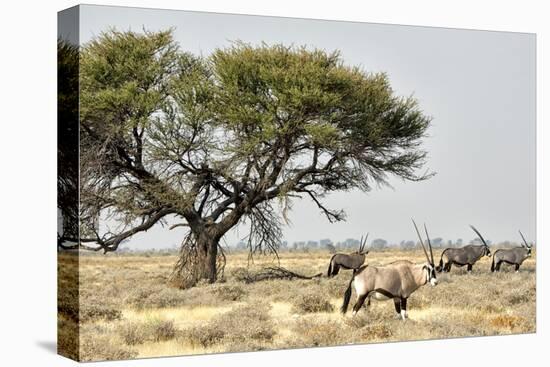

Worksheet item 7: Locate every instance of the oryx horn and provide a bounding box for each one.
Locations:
[519,230,531,248]
[361,232,369,252]
[424,223,435,266]
[412,219,431,265]
[470,225,488,247]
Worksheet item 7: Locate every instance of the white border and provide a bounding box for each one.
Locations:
[0,1,546,366]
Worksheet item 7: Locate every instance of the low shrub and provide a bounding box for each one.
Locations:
[213,285,247,301]
[151,319,177,342]
[489,315,525,330]
[80,334,137,362]
[57,295,79,321]
[290,319,346,347]
[358,323,393,340]
[118,323,147,346]
[184,324,225,347]
[292,293,334,314]
[118,319,178,345]
[183,305,275,349]
[57,318,79,360]
[80,304,122,322]
[230,267,250,282]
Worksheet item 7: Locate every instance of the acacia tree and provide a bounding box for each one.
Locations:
[78,29,433,288]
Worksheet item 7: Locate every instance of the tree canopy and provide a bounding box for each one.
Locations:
[76,29,433,287]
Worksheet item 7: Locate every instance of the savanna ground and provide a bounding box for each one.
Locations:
[58,249,536,362]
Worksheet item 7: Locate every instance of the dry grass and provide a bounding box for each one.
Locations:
[58,249,536,361]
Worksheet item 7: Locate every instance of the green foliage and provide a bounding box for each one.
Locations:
[209,42,431,183]
[80,29,178,129]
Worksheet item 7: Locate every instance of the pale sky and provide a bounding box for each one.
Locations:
[68,5,536,249]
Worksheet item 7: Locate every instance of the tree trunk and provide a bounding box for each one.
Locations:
[173,219,235,288]
[196,230,219,283]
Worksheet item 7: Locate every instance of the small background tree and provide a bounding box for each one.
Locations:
[430,237,444,248]
[400,240,416,250]
[77,29,433,288]
[371,238,389,250]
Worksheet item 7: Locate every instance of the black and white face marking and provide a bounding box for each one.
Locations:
[485,246,492,257]
[425,264,438,286]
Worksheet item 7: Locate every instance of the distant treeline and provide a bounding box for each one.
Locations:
[100,239,527,255]
[231,238,526,253]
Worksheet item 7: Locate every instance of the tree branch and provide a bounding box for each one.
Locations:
[297,188,345,223]
[80,207,178,253]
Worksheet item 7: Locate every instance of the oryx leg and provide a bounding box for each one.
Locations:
[364,296,371,309]
[393,298,402,319]
[445,262,452,272]
[515,264,520,272]
[495,261,502,271]
[352,293,369,315]
[467,264,473,273]
[400,298,408,320]
[332,264,341,277]
[393,298,401,314]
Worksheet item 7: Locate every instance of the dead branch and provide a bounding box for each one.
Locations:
[239,266,323,283]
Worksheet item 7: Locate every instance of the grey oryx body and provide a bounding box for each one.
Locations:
[491,230,533,272]
[436,225,491,273]
[341,222,437,320]
[327,234,369,277]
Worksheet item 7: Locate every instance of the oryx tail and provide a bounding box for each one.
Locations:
[340,270,356,314]
[327,254,336,277]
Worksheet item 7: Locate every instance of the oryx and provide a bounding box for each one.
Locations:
[491,230,533,272]
[340,221,437,320]
[327,234,369,277]
[436,225,492,273]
